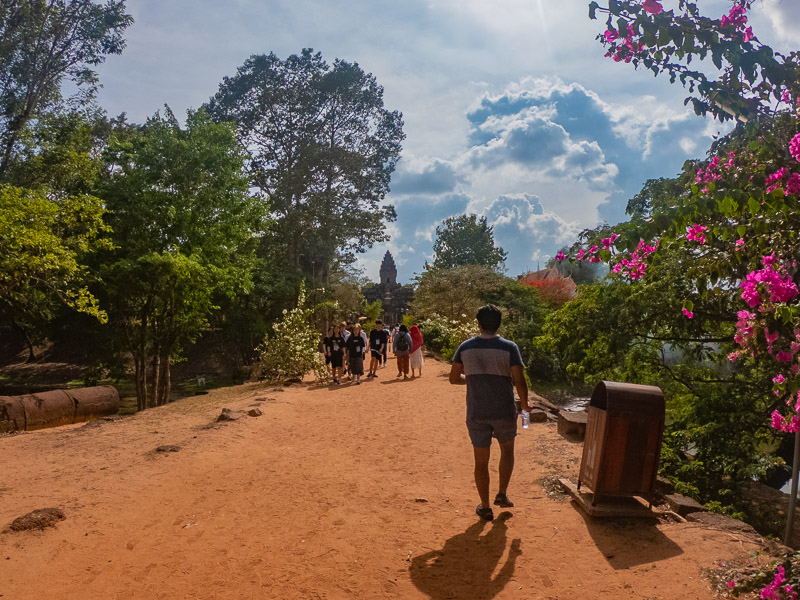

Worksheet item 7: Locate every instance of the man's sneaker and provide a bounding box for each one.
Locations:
[493,493,514,508]
[475,505,494,521]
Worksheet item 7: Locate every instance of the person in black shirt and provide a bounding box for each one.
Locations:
[329,324,346,384]
[346,323,367,384]
[367,320,390,378]
[322,327,334,377]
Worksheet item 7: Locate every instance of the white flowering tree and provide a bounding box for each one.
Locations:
[257,282,328,383]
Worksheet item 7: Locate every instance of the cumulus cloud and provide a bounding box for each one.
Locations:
[483,193,582,273]
[390,158,461,195]
[369,76,726,280]
[761,0,800,45]
[461,77,724,223]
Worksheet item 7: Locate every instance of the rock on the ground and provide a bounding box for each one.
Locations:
[216,408,241,422]
[685,511,758,536]
[529,409,548,423]
[557,410,588,439]
[247,408,263,417]
[665,493,705,517]
[155,445,181,453]
[9,508,65,531]
[655,476,674,496]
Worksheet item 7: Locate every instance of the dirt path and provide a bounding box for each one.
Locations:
[0,357,761,599]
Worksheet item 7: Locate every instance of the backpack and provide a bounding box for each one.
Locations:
[396,333,409,352]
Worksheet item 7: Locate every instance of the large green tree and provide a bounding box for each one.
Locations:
[0,0,132,177]
[99,108,265,410]
[412,264,505,322]
[428,214,507,272]
[0,183,108,360]
[205,49,404,280]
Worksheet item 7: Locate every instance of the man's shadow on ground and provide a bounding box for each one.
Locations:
[409,512,521,600]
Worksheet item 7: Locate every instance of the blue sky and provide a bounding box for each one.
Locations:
[94,0,800,283]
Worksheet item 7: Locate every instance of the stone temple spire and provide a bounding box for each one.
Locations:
[379,251,397,285]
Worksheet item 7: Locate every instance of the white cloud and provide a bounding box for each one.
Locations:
[761,0,800,45]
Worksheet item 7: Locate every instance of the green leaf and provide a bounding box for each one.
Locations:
[748,197,760,214]
[737,225,747,238]
[588,1,599,20]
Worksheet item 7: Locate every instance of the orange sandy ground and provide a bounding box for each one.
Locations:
[0,357,760,599]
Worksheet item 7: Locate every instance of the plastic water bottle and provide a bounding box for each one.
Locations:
[521,410,530,429]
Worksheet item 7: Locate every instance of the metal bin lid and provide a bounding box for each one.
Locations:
[589,380,664,416]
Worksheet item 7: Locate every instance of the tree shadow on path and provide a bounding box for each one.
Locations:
[409,512,521,600]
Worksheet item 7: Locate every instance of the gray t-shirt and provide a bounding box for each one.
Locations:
[452,336,523,421]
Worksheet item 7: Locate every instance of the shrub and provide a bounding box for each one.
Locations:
[256,282,328,383]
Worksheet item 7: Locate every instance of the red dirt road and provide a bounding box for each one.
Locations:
[0,358,758,599]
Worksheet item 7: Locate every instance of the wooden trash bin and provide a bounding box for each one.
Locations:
[578,380,665,506]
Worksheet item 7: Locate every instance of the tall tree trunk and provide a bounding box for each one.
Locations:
[150,349,160,409]
[134,354,147,412]
[157,354,171,406]
[136,309,149,411]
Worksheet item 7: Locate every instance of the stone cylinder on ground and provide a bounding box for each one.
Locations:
[0,386,120,434]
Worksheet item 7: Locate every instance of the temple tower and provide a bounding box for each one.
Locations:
[379,251,398,285]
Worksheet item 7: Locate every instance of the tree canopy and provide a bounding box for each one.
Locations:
[0,0,133,177]
[428,214,507,272]
[98,108,265,410]
[206,48,405,279]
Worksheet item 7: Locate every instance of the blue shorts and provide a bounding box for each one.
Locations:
[466,418,517,447]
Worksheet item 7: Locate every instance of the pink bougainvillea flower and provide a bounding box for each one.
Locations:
[776,351,794,363]
[791,133,800,162]
[642,0,663,14]
[788,173,800,196]
[686,224,708,244]
[604,29,619,43]
[577,249,585,260]
[766,168,789,194]
[682,308,693,319]
[721,4,748,29]
[735,238,745,251]
[727,581,735,590]
[774,374,787,385]
[742,26,754,42]
[554,251,566,261]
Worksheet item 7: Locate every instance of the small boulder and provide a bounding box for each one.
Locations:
[155,445,181,453]
[9,508,65,532]
[664,493,705,517]
[686,511,758,536]
[528,409,548,423]
[247,408,263,417]
[216,408,241,422]
[557,410,588,439]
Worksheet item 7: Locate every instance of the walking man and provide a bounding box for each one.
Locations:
[367,320,389,378]
[449,304,529,521]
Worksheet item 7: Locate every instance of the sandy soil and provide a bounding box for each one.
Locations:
[0,357,765,599]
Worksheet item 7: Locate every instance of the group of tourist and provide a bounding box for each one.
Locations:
[321,320,424,384]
